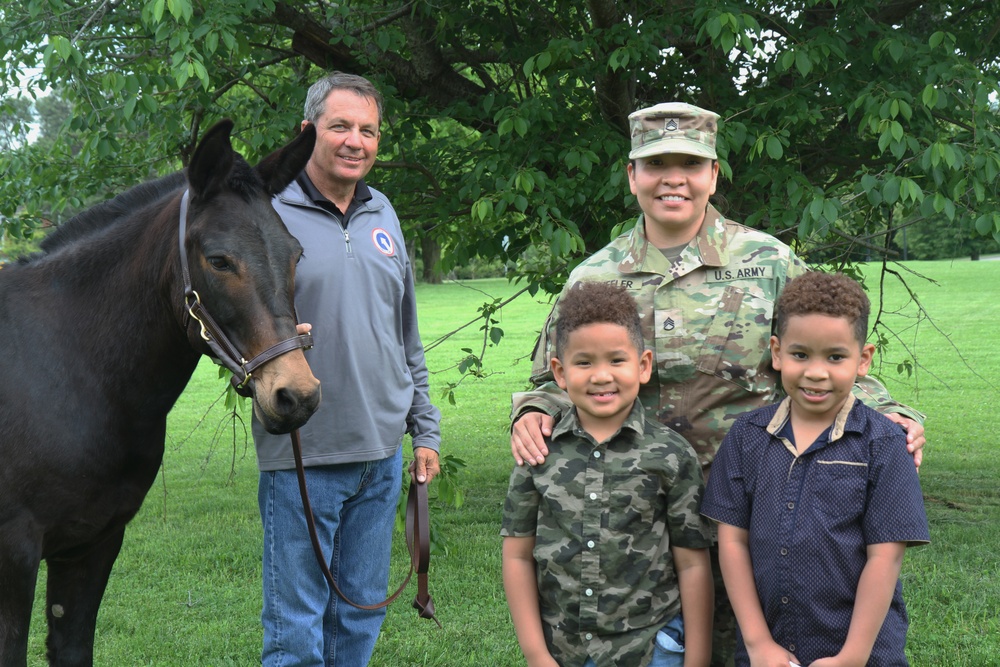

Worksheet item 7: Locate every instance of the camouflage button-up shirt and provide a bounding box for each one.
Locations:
[512,206,923,473]
[501,401,712,667]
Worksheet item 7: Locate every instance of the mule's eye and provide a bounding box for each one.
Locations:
[207,256,232,271]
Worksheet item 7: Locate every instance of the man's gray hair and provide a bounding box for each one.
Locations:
[303,71,384,125]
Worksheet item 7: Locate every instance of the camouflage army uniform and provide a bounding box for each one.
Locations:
[511,206,924,665]
[501,400,712,667]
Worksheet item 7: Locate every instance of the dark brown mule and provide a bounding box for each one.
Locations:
[0,121,321,666]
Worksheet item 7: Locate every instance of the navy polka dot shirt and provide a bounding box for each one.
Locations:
[701,396,930,666]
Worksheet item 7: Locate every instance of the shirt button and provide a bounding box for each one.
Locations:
[589,492,597,500]
[585,633,593,640]
[780,548,788,556]
[587,540,595,548]
[781,596,789,604]
[786,502,794,509]
[585,588,594,596]
[594,451,601,458]
[789,644,796,651]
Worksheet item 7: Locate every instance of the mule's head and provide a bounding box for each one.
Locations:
[183,120,321,434]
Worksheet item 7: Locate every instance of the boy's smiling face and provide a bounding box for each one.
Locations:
[770,313,875,426]
[552,322,652,439]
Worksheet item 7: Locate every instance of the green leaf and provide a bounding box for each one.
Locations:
[766,135,783,159]
[888,40,904,62]
[795,49,811,77]
[537,51,552,72]
[779,50,795,73]
[192,60,209,89]
[720,31,735,54]
[808,197,825,220]
[921,85,939,108]
[522,56,535,77]
[974,214,992,234]
[883,177,900,205]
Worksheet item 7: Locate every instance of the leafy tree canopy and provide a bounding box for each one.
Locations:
[2,0,999,284]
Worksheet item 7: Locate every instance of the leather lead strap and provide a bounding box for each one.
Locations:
[290,429,440,627]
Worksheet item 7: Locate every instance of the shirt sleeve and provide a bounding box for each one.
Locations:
[665,443,714,549]
[862,430,931,546]
[400,245,442,451]
[500,463,540,537]
[700,424,752,529]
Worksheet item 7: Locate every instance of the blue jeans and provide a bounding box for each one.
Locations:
[259,448,402,667]
[582,614,685,667]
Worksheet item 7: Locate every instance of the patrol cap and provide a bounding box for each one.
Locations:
[628,102,719,160]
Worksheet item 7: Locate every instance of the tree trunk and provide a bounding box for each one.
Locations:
[421,235,443,284]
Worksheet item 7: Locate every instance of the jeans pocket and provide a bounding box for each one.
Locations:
[654,627,684,653]
[651,617,686,667]
[654,614,685,652]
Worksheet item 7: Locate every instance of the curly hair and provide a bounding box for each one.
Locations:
[555,282,644,358]
[775,271,870,345]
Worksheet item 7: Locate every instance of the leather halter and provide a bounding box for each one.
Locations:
[178,190,314,397]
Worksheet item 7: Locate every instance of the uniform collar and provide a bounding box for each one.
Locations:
[618,203,730,276]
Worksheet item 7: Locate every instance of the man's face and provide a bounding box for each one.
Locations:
[305,89,380,191]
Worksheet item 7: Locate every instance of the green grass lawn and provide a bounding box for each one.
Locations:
[27,261,1000,665]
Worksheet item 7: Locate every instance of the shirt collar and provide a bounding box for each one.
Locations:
[297,171,373,208]
[551,400,647,444]
[765,393,859,444]
[618,203,730,276]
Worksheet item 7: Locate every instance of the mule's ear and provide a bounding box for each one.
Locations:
[255,123,316,196]
[188,119,236,200]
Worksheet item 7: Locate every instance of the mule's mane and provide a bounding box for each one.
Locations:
[34,154,265,259]
[37,171,188,256]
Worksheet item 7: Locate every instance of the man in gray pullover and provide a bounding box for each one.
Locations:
[252,71,441,667]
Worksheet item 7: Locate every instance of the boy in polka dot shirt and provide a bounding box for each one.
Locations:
[701,271,929,666]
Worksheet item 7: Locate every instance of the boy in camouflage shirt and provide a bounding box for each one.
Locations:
[502,282,713,667]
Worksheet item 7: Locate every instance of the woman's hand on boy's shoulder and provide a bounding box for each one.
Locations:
[511,411,553,466]
[883,413,925,470]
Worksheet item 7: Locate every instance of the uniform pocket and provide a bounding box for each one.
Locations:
[695,285,774,392]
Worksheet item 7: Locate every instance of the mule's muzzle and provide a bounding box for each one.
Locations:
[253,377,321,434]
